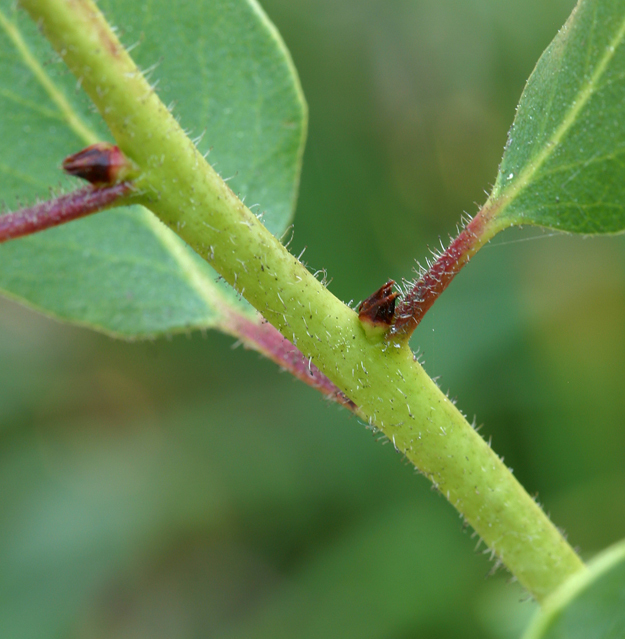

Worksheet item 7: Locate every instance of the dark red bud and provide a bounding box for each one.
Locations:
[358,280,399,327]
[62,143,134,186]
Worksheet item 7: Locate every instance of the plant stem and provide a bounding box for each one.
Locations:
[0,182,133,243]
[222,311,356,410]
[21,0,586,601]
[392,205,504,338]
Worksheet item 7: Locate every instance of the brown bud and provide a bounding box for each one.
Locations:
[358,280,399,328]
[62,143,135,186]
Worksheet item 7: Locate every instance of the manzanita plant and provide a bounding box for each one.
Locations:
[1,0,625,636]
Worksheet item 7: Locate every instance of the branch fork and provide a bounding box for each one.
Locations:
[11,0,586,600]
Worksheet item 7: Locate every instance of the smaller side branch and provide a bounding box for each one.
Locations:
[224,311,357,411]
[0,182,133,243]
[391,204,502,338]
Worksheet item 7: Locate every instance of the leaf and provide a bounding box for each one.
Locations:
[522,539,625,639]
[0,0,306,337]
[490,0,625,234]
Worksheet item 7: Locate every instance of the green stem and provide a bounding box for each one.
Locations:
[20,0,586,601]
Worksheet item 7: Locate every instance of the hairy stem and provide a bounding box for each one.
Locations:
[0,183,133,243]
[20,0,586,600]
[222,311,356,410]
[392,205,504,338]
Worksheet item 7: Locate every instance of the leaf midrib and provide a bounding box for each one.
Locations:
[0,7,98,145]
[498,8,625,210]
[136,208,256,325]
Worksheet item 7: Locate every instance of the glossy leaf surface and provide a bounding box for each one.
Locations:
[491,0,625,234]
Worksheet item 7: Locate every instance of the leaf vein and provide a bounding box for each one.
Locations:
[134,206,246,322]
[502,8,625,207]
[0,8,99,146]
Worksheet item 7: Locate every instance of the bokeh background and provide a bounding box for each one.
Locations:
[2,0,625,637]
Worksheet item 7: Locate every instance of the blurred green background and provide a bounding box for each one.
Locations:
[2,0,625,637]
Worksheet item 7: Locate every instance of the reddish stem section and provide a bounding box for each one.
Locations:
[226,312,357,411]
[0,183,133,243]
[391,208,493,338]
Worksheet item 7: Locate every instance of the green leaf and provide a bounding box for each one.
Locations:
[490,0,625,234]
[0,0,306,337]
[522,539,625,639]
